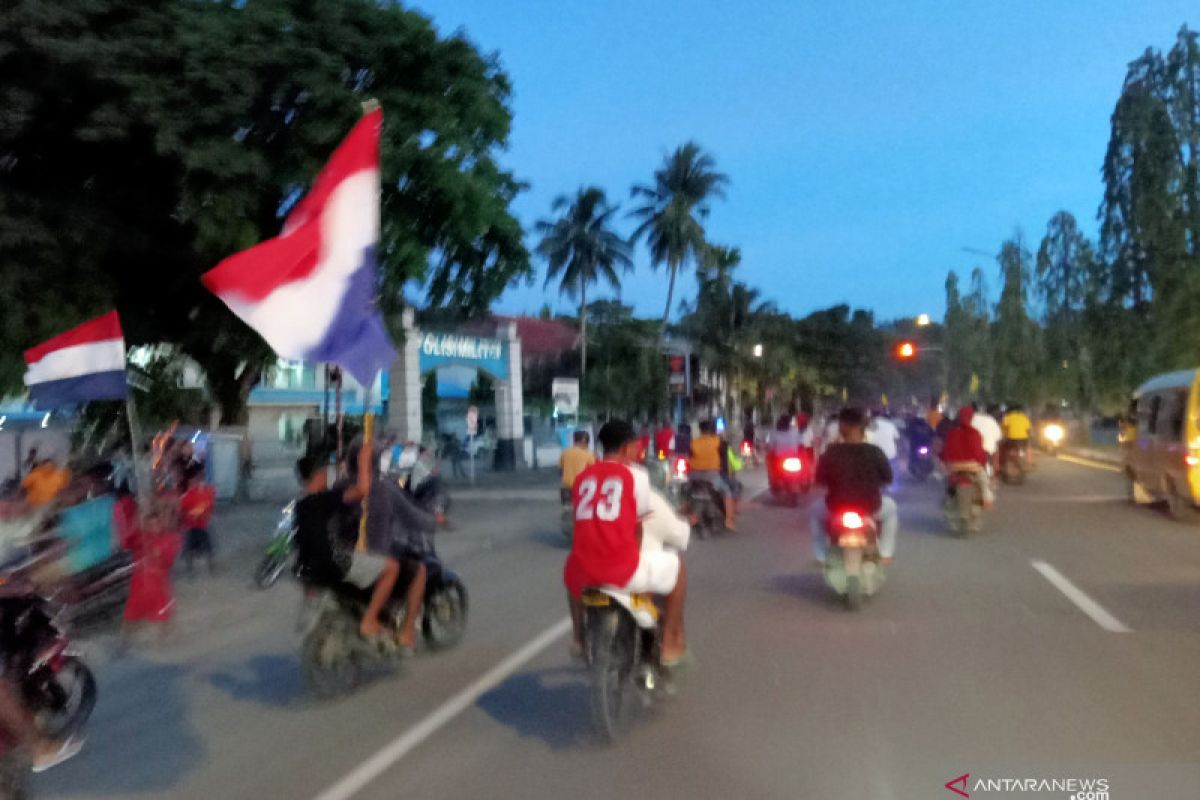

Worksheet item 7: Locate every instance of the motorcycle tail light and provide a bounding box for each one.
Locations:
[840,511,865,530]
[741,442,753,456]
[782,457,802,473]
[674,458,689,477]
[917,446,929,455]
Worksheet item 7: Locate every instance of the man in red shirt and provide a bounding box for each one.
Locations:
[179,464,217,575]
[564,420,689,666]
[653,420,675,461]
[940,406,992,507]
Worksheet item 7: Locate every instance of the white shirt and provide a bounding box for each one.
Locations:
[972,413,1003,456]
[628,464,690,552]
[867,417,901,460]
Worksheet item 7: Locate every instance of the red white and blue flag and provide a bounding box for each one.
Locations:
[24,311,128,409]
[201,108,397,385]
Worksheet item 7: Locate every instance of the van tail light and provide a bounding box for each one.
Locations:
[782,457,802,473]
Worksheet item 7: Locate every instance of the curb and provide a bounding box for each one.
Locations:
[1060,447,1122,467]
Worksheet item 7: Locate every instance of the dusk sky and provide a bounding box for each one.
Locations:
[416,0,1195,324]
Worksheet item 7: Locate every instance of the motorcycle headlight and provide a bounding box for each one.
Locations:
[1044,424,1064,444]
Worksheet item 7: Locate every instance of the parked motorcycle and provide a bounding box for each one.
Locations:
[581,586,672,743]
[254,500,296,589]
[297,539,467,698]
[944,466,985,537]
[821,509,885,610]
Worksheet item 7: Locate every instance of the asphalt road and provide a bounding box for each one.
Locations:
[35,457,1200,799]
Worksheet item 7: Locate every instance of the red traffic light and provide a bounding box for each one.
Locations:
[895,341,917,360]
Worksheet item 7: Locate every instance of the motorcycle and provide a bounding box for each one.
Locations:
[297,520,467,698]
[255,500,296,589]
[821,509,885,610]
[908,442,935,481]
[0,593,98,743]
[49,551,133,629]
[666,456,690,512]
[580,586,672,743]
[767,450,811,506]
[738,439,759,468]
[1000,441,1028,485]
[683,476,724,539]
[944,465,985,537]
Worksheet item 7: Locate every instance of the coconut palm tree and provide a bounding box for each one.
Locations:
[535,187,633,380]
[629,142,729,337]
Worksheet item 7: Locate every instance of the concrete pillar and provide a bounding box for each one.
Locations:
[493,321,524,470]
[387,308,423,443]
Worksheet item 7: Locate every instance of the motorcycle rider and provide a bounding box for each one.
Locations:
[866,408,901,476]
[969,402,1003,474]
[559,431,596,504]
[1000,403,1033,471]
[811,407,897,565]
[564,420,690,666]
[689,420,737,530]
[942,405,992,506]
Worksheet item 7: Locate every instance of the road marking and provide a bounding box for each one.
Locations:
[1057,454,1122,473]
[313,616,573,800]
[1030,560,1131,633]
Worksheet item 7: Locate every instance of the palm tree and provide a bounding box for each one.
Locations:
[629,142,730,338]
[535,187,633,380]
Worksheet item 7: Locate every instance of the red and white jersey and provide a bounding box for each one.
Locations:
[563,460,654,596]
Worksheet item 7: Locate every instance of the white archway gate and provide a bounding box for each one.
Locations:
[387,309,525,470]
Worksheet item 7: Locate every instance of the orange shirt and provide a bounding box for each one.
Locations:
[22,465,71,508]
[691,435,723,471]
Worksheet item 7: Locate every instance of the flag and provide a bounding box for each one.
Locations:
[24,311,127,409]
[201,108,396,385]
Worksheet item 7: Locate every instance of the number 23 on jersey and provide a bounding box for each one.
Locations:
[576,476,625,522]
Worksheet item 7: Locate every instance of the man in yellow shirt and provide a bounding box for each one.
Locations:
[21,458,71,509]
[559,431,595,502]
[1000,404,1033,470]
[690,420,736,530]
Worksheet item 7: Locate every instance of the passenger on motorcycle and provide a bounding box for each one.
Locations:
[689,420,737,530]
[565,420,690,667]
[969,402,1003,473]
[811,408,898,565]
[941,406,992,507]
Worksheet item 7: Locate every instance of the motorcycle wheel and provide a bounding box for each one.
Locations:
[422,579,468,650]
[843,548,864,611]
[954,488,974,538]
[254,550,291,590]
[587,610,634,743]
[302,610,361,698]
[32,657,97,740]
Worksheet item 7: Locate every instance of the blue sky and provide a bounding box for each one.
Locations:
[414,0,1195,323]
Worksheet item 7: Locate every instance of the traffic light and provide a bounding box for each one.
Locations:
[895,340,917,360]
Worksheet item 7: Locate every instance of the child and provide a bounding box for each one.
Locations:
[179,465,216,575]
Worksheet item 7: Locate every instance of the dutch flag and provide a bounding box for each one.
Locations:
[202,108,397,385]
[23,311,128,409]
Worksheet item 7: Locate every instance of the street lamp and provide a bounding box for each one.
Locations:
[752,343,763,358]
[916,313,931,327]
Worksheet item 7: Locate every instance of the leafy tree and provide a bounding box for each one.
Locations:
[0,0,529,419]
[1036,211,1099,412]
[534,187,632,381]
[581,304,667,420]
[991,234,1041,403]
[628,142,729,337]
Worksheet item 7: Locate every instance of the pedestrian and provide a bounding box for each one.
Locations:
[179,464,217,575]
[121,497,182,645]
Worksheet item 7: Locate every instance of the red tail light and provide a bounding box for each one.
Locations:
[674,458,689,478]
[782,457,802,473]
[741,441,753,456]
[840,511,865,530]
